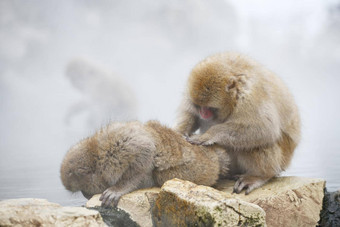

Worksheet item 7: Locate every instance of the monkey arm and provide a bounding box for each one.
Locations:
[99,170,154,207]
[188,120,281,149]
[174,94,201,136]
[174,111,200,136]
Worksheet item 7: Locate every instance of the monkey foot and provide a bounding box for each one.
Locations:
[232,175,270,195]
[99,187,124,207]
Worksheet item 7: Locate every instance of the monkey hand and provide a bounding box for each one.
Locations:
[99,187,124,207]
[232,175,270,195]
[182,133,190,140]
[186,134,215,146]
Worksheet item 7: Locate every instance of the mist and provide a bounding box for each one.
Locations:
[0,0,339,205]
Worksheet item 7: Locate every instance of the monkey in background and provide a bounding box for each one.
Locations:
[65,58,137,129]
[174,52,301,194]
[60,120,229,207]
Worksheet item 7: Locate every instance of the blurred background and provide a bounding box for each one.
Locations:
[0,0,339,206]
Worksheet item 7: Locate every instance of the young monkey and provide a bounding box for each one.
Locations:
[60,120,229,207]
[174,52,301,194]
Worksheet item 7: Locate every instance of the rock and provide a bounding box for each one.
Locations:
[86,194,102,207]
[0,198,107,227]
[152,178,266,227]
[318,189,340,227]
[216,176,326,227]
[83,176,326,226]
[87,206,139,227]
[87,188,160,227]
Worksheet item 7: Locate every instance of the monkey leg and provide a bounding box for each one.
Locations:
[231,145,283,194]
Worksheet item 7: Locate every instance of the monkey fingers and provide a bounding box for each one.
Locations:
[99,187,123,207]
[186,134,202,145]
[186,134,214,146]
[233,175,267,195]
[182,134,190,141]
[200,140,215,146]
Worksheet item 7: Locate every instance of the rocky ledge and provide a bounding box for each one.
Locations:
[1,176,338,227]
[0,198,106,226]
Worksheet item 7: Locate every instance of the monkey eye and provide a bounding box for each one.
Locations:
[193,103,200,109]
[210,107,218,115]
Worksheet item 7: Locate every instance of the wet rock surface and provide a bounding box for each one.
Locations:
[88,206,138,227]
[318,189,340,227]
[87,188,160,227]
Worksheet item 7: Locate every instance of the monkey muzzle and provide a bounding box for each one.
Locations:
[199,106,214,120]
[81,190,93,200]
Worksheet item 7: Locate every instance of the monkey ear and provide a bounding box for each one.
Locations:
[225,78,238,98]
[225,74,250,100]
[76,167,92,176]
[225,78,237,91]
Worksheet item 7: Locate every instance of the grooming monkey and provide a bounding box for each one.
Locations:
[175,52,301,194]
[60,120,229,207]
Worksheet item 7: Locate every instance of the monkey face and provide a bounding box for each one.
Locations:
[81,190,96,200]
[188,75,234,122]
[187,58,242,122]
[60,139,109,199]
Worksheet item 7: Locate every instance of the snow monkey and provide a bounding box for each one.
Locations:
[60,120,229,207]
[174,52,301,194]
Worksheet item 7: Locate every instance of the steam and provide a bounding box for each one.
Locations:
[65,58,137,130]
[0,0,339,205]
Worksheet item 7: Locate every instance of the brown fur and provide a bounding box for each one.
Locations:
[60,120,229,207]
[174,52,301,194]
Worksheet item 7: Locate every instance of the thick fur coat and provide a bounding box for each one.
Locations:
[175,52,301,194]
[60,120,229,206]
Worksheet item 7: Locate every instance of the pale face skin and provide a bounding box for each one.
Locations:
[199,106,214,120]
